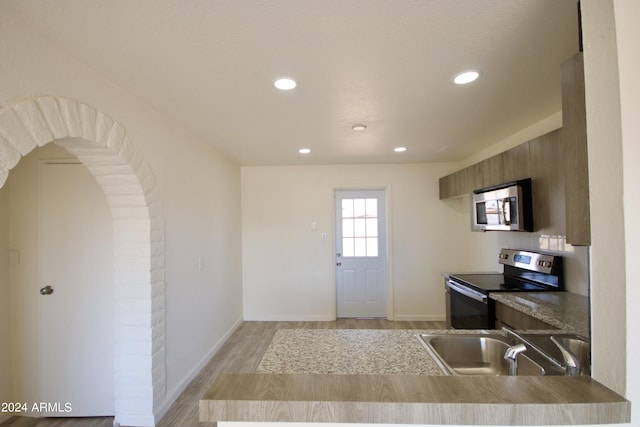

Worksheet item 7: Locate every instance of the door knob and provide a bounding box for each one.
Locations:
[336,261,342,266]
[40,285,54,295]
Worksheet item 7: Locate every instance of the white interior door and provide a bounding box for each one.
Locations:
[38,161,114,416]
[335,190,387,318]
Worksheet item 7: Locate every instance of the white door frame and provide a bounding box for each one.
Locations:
[332,185,394,320]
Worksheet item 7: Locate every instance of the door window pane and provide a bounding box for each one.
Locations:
[354,238,366,257]
[342,238,354,257]
[353,199,366,218]
[366,198,377,216]
[354,218,366,237]
[366,237,379,257]
[342,199,354,218]
[366,218,378,237]
[342,219,354,237]
[341,197,380,257]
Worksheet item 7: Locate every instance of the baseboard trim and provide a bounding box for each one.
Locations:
[392,314,446,322]
[242,314,336,321]
[243,314,446,322]
[154,317,243,423]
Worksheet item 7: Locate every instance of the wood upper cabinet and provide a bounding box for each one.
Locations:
[502,142,530,183]
[438,163,483,200]
[562,53,590,245]
[438,53,590,245]
[438,173,458,200]
[530,130,565,235]
[460,163,483,194]
[438,144,527,199]
[478,155,503,188]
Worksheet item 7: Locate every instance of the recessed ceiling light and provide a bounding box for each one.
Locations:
[453,70,480,85]
[352,124,367,132]
[394,147,407,153]
[298,148,311,154]
[274,78,297,90]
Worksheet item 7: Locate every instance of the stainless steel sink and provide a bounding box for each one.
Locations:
[417,333,560,376]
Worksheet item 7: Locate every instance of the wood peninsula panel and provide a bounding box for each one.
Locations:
[562,52,590,245]
[201,373,630,425]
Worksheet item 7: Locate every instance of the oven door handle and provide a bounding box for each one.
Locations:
[447,280,488,304]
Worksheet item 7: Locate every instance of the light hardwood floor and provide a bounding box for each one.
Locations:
[2,320,445,427]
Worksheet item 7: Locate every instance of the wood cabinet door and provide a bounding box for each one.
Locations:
[502,142,530,183]
[562,53,590,245]
[478,155,504,188]
[530,130,565,236]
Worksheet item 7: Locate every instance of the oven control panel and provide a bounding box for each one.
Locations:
[498,248,559,274]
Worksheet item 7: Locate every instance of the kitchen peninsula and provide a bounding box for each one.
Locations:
[200,326,628,425]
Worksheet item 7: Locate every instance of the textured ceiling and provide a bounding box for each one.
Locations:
[2,0,580,165]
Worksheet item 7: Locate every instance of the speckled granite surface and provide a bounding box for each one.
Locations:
[257,293,590,376]
[490,292,590,337]
[257,329,448,375]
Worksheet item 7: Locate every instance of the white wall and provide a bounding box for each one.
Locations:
[0,180,10,424]
[582,0,627,398]
[0,12,243,422]
[163,134,243,395]
[582,0,640,424]
[616,0,640,421]
[241,163,497,321]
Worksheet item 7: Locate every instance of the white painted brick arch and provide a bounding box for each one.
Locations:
[0,96,166,426]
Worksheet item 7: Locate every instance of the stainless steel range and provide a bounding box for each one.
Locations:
[446,248,563,329]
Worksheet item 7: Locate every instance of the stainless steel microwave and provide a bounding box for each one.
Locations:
[472,178,533,231]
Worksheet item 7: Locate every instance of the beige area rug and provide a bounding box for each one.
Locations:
[256,329,443,375]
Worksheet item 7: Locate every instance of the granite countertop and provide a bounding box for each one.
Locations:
[256,288,591,376]
[257,329,446,375]
[257,328,502,376]
[490,291,590,337]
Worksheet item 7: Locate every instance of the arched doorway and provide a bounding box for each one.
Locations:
[0,96,166,426]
